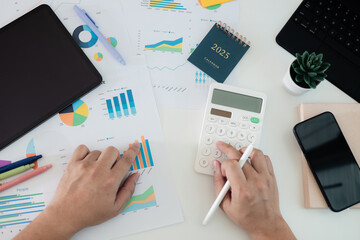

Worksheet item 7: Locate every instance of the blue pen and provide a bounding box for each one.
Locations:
[0,155,42,174]
[73,5,126,65]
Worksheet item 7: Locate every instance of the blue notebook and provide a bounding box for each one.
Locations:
[188,22,250,83]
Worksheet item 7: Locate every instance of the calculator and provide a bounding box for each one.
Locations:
[195,83,267,175]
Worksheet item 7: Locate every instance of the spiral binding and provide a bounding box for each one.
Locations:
[216,21,251,47]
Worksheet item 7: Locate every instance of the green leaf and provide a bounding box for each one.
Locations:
[313,65,321,71]
[299,64,306,72]
[309,81,317,89]
[304,75,310,84]
[306,61,311,69]
[302,51,309,67]
[295,74,304,82]
[293,67,303,75]
[296,53,302,66]
[292,61,299,69]
[317,53,323,61]
[313,76,325,82]
[308,72,317,77]
[318,62,331,73]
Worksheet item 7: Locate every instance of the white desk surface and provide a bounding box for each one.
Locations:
[121,1,360,240]
[1,0,359,239]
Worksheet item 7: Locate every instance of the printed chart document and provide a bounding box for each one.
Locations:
[0,1,183,239]
[122,0,240,109]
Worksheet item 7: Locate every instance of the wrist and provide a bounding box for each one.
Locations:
[41,205,80,238]
[248,216,296,240]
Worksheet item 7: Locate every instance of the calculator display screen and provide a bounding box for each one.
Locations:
[211,89,263,113]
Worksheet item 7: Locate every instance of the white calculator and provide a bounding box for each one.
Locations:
[195,83,267,175]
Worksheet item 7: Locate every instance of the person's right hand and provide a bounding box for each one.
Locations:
[213,141,296,240]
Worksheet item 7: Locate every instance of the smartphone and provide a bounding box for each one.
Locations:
[293,111,360,212]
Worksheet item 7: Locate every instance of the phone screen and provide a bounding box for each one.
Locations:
[293,112,360,212]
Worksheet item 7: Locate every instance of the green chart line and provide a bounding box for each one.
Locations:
[0,193,43,201]
[0,218,26,225]
[0,202,44,210]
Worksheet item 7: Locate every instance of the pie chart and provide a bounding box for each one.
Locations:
[59,100,89,126]
[94,52,103,61]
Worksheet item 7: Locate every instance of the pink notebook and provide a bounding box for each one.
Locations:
[298,103,360,208]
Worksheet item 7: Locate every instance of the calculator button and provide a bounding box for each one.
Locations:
[235,142,243,150]
[219,119,227,125]
[216,127,226,136]
[240,123,249,129]
[201,147,211,156]
[229,121,237,127]
[251,117,260,124]
[227,129,237,138]
[199,158,209,168]
[205,136,214,145]
[242,116,250,121]
[205,125,215,134]
[248,134,256,143]
[237,131,246,140]
[208,116,217,122]
[250,125,259,131]
[213,150,222,158]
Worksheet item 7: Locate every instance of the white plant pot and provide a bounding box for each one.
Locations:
[283,66,311,95]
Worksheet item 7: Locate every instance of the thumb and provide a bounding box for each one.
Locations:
[115,173,140,212]
[213,160,231,210]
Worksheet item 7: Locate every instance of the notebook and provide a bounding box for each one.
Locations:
[298,103,360,209]
[188,21,250,83]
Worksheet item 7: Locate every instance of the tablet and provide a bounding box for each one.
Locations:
[0,5,102,150]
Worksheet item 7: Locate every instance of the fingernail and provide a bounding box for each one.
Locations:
[133,142,140,148]
[213,160,220,173]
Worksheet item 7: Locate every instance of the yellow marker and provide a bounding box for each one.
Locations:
[199,0,234,8]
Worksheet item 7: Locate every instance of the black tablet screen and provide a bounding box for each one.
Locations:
[0,5,102,150]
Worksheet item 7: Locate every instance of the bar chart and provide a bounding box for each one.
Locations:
[121,186,157,214]
[121,136,154,171]
[149,0,187,11]
[105,89,137,119]
[0,193,45,229]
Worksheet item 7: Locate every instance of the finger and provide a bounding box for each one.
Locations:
[212,160,231,210]
[115,173,140,211]
[83,150,102,162]
[70,145,90,163]
[112,142,141,183]
[264,155,275,176]
[96,146,119,170]
[216,141,241,160]
[241,161,258,179]
[243,148,268,174]
[221,159,247,187]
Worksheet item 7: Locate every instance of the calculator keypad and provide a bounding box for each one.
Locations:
[198,115,261,170]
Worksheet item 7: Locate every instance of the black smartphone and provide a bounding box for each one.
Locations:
[293,111,360,212]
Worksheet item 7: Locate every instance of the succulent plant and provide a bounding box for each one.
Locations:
[291,51,331,89]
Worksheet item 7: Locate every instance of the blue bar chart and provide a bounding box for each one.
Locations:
[105,89,137,119]
[106,99,115,119]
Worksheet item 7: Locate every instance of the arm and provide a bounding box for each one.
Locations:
[213,142,296,240]
[14,143,141,240]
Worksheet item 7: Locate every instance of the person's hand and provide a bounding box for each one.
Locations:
[213,141,296,240]
[15,143,140,240]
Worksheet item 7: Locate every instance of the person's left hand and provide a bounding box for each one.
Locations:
[15,143,140,240]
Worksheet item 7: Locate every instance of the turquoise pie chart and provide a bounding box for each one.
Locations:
[72,25,98,48]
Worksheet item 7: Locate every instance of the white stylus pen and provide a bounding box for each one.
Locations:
[202,143,254,225]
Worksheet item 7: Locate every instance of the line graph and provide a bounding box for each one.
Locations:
[147,61,188,71]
